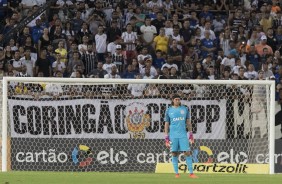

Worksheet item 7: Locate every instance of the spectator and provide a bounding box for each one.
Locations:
[151,12,165,34]
[159,66,170,79]
[20,48,36,77]
[137,47,152,64]
[180,19,194,51]
[106,20,122,43]
[266,27,277,51]
[202,54,215,72]
[207,66,217,80]
[18,27,31,47]
[55,40,67,63]
[35,49,52,77]
[212,14,226,35]
[88,62,107,78]
[82,44,97,75]
[257,70,265,80]
[122,64,137,79]
[244,63,258,80]
[153,49,166,70]
[95,25,107,62]
[231,58,246,75]
[72,11,84,34]
[143,67,154,79]
[222,68,231,80]
[38,28,51,53]
[167,39,182,69]
[103,55,116,74]
[276,25,282,48]
[260,12,273,33]
[170,66,179,79]
[51,25,67,47]
[9,50,23,75]
[201,30,217,58]
[78,36,89,55]
[112,44,126,73]
[164,20,173,37]
[8,38,18,51]
[121,24,138,63]
[193,61,207,79]
[67,51,84,75]
[78,22,92,43]
[247,45,261,71]
[140,57,158,78]
[200,21,216,40]
[140,17,157,46]
[262,62,274,79]
[180,55,194,79]
[104,65,120,79]
[221,53,235,74]
[52,52,66,77]
[169,25,184,51]
[153,28,169,54]
[199,5,214,21]
[31,19,44,45]
[131,58,140,73]
[62,21,75,40]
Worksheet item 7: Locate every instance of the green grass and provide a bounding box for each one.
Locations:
[0,172,282,184]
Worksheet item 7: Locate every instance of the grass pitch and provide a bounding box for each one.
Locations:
[0,172,282,184]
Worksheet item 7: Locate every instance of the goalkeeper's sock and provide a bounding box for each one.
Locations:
[186,156,193,174]
[172,156,179,174]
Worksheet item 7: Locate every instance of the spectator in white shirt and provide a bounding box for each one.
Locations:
[140,17,157,45]
[78,36,89,55]
[221,53,235,74]
[231,58,246,75]
[104,65,121,79]
[244,64,258,80]
[164,20,173,37]
[95,25,107,62]
[20,48,36,77]
[103,55,116,74]
[107,36,122,56]
[52,53,66,76]
[140,57,158,78]
[137,47,152,63]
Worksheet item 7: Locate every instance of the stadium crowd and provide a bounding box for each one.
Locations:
[0,0,282,100]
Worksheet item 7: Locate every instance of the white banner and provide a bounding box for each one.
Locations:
[8,98,226,139]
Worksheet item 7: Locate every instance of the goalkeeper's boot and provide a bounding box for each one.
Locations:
[189,173,198,179]
[175,174,180,178]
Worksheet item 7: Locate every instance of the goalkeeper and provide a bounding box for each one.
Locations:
[164,94,198,179]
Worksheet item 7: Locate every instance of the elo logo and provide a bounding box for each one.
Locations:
[72,145,93,167]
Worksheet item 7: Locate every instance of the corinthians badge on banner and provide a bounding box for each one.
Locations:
[125,102,150,139]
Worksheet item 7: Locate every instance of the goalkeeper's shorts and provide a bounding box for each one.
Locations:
[170,137,190,152]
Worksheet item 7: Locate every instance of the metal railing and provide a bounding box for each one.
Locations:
[0,0,56,46]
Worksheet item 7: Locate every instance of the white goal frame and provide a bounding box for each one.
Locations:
[1,77,276,174]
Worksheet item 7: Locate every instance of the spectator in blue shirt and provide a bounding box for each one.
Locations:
[32,19,44,45]
[200,30,217,58]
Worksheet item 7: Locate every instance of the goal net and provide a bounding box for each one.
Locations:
[1,77,275,174]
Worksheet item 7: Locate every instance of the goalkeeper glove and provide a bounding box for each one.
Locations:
[165,135,170,148]
[188,132,194,144]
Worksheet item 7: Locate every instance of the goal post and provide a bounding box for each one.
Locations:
[1,77,276,174]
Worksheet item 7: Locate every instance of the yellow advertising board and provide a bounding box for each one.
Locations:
[155,163,269,174]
